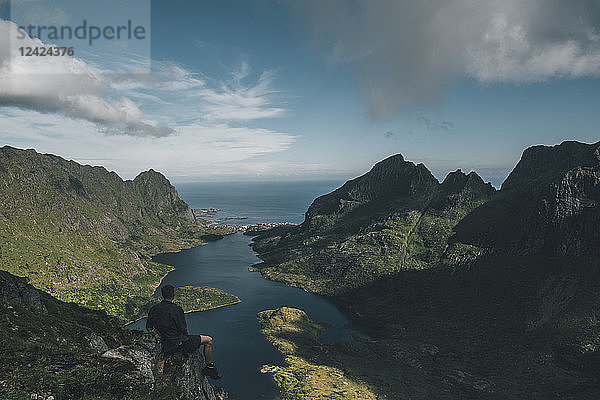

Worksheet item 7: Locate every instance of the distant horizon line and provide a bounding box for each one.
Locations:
[168,172,507,190]
[1,143,514,189]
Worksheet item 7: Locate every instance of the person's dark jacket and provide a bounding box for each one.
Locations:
[146,300,188,353]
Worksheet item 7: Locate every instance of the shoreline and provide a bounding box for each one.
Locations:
[127,233,235,326]
[123,226,241,326]
[146,221,294,303]
[124,298,242,327]
[150,265,175,296]
[182,298,242,314]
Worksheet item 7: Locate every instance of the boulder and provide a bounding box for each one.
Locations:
[0,270,47,313]
[101,331,227,399]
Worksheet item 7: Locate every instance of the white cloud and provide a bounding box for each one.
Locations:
[0,14,298,178]
[0,18,290,143]
[196,70,286,121]
[0,108,296,179]
[147,61,286,122]
[0,19,173,137]
[0,24,296,179]
[293,0,600,119]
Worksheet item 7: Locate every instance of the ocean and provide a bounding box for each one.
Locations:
[174,180,344,225]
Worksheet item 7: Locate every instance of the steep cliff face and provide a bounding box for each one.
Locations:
[131,169,195,224]
[0,270,226,400]
[252,154,496,294]
[452,140,600,258]
[303,154,439,227]
[0,146,207,319]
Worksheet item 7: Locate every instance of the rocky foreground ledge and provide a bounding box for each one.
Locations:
[0,270,227,400]
[98,331,227,400]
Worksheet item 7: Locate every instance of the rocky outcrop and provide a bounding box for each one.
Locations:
[162,349,228,400]
[0,270,47,313]
[100,331,227,400]
[437,169,496,210]
[0,269,227,400]
[303,154,439,228]
[452,140,600,259]
[299,156,496,236]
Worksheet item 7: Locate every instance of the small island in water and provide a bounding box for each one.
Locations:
[153,286,240,314]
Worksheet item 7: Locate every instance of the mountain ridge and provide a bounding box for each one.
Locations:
[0,146,233,399]
[252,152,496,295]
[452,139,600,258]
[251,139,600,399]
[0,145,228,320]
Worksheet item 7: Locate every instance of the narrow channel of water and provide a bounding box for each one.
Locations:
[127,232,364,400]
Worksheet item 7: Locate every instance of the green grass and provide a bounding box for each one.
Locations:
[0,273,180,400]
[252,194,489,296]
[172,286,241,313]
[258,307,378,400]
[0,146,236,321]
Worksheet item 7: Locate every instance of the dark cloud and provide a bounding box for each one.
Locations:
[440,121,455,131]
[292,0,600,120]
[418,116,455,132]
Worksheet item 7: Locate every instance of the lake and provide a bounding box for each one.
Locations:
[128,180,366,400]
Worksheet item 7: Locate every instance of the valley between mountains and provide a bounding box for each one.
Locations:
[2,141,600,399]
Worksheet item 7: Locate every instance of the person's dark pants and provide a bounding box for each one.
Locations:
[178,334,202,355]
[162,335,202,357]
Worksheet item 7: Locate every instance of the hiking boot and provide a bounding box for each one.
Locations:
[202,363,222,379]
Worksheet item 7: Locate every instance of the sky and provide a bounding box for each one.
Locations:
[0,0,599,186]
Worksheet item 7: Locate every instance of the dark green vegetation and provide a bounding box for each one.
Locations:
[0,270,180,400]
[0,146,237,399]
[174,286,241,312]
[253,140,600,399]
[146,286,240,316]
[253,153,496,294]
[0,146,233,320]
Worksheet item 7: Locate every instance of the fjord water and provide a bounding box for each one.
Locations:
[128,180,363,400]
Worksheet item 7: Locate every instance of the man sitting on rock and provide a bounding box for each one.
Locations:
[146,284,222,379]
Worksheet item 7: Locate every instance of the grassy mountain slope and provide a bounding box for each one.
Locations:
[252,154,496,295]
[258,307,378,400]
[0,270,233,400]
[0,270,177,400]
[253,141,600,398]
[0,146,228,320]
